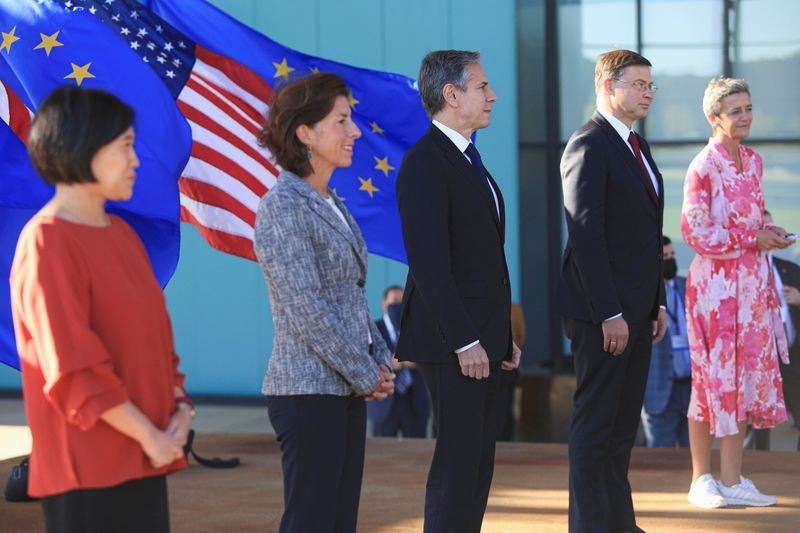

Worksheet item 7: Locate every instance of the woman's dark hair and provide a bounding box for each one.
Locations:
[258,73,349,177]
[27,85,135,185]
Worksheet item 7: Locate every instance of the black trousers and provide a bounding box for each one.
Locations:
[418,361,501,533]
[42,474,169,533]
[266,394,366,533]
[565,318,652,533]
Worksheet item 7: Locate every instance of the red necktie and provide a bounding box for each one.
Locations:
[628,131,658,203]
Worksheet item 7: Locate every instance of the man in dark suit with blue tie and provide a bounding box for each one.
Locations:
[559,49,667,533]
[368,286,430,438]
[642,236,692,448]
[396,50,521,533]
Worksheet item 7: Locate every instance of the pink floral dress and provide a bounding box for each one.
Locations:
[681,138,789,438]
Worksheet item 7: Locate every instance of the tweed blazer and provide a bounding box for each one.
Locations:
[254,170,391,396]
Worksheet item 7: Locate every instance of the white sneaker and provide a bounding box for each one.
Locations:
[688,473,727,509]
[717,476,777,507]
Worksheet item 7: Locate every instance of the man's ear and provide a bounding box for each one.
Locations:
[602,77,614,96]
[442,83,458,108]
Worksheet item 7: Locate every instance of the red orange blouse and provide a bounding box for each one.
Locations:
[10,214,187,497]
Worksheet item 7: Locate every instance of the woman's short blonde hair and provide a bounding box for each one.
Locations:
[702,77,750,117]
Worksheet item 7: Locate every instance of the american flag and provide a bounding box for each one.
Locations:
[0,80,32,143]
[69,0,278,260]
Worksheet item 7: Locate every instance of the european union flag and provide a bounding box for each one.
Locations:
[0,0,192,369]
[145,0,430,263]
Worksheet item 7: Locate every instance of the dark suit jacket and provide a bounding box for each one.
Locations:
[367,318,430,423]
[644,276,687,415]
[774,256,800,357]
[558,111,666,325]
[395,124,512,363]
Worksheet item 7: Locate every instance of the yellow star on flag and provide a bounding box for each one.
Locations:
[358,177,379,198]
[1,25,21,54]
[369,121,384,135]
[347,90,359,109]
[331,188,345,201]
[34,31,64,56]
[272,57,295,81]
[310,67,320,74]
[64,62,95,86]
[373,156,396,177]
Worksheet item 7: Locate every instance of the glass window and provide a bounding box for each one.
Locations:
[558,0,637,140]
[732,0,800,139]
[641,0,724,141]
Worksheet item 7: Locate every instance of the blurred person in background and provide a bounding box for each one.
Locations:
[368,285,430,438]
[641,236,691,448]
[681,77,794,509]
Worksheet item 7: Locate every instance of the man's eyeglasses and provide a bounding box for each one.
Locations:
[613,78,658,94]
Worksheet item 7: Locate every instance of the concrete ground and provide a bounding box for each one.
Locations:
[1,398,798,532]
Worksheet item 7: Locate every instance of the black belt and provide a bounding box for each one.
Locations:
[673,377,691,384]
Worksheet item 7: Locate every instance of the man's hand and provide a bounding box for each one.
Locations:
[365,364,395,401]
[501,341,522,371]
[602,316,629,356]
[783,285,800,306]
[652,307,668,344]
[457,343,490,379]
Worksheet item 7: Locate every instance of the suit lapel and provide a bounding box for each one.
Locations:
[430,126,503,237]
[285,174,366,275]
[591,112,660,207]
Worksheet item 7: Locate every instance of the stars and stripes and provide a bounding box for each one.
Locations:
[0,80,33,142]
[75,0,279,260]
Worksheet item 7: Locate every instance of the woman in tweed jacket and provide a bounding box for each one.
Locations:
[254,73,395,533]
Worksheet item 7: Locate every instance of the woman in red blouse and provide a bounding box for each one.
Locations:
[10,86,192,533]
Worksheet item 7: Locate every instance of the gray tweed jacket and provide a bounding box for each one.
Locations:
[254,170,391,396]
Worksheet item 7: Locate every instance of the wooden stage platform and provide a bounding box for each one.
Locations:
[2,433,798,532]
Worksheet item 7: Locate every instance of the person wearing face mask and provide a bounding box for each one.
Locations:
[641,236,692,448]
[367,286,431,438]
[681,77,794,509]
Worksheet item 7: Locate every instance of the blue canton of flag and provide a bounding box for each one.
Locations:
[145,0,431,263]
[0,0,193,369]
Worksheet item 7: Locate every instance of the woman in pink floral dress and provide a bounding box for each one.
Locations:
[681,78,794,509]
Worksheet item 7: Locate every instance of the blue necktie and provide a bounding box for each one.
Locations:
[464,142,485,178]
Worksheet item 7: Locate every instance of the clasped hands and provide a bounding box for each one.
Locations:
[142,406,193,469]
[365,364,395,401]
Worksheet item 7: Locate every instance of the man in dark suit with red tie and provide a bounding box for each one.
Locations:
[558,49,667,533]
[395,50,521,533]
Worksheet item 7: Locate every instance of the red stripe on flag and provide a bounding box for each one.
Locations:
[195,44,273,105]
[178,100,276,174]
[190,142,271,197]
[2,81,31,143]
[191,69,265,127]
[178,176,256,227]
[180,205,256,261]
[184,76,261,136]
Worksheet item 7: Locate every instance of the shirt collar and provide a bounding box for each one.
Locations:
[597,107,636,143]
[432,119,471,154]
